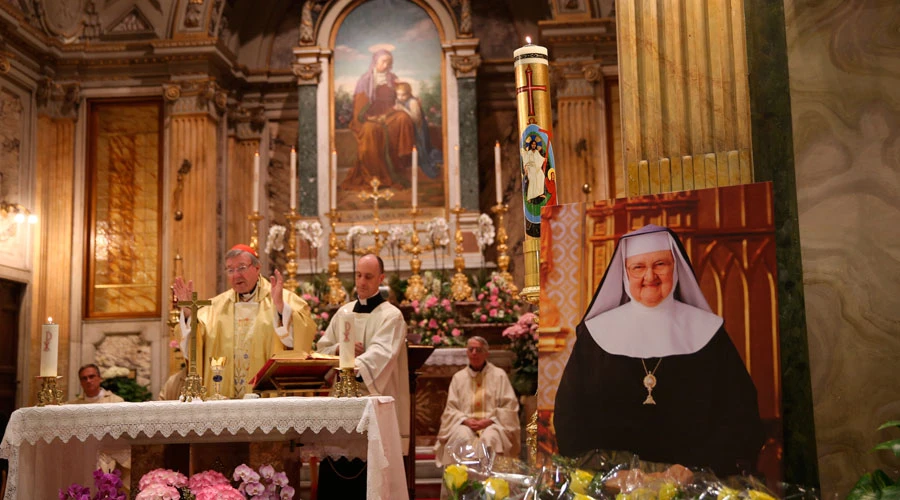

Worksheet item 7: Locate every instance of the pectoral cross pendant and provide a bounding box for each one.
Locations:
[642,373,657,405]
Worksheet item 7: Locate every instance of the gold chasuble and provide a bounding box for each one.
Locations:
[193,277,316,398]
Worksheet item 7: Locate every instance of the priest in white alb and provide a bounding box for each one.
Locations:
[315,253,410,498]
[435,336,521,467]
[173,244,316,399]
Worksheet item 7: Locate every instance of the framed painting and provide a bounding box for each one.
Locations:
[331,0,445,218]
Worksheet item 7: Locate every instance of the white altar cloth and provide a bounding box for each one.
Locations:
[0,396,407,500]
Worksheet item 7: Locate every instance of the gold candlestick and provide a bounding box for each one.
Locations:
[177,291,212,402]
[491,203,518,298]
[334,367,362,398]
[325,210,348,306]
[401,208,428,302]
[449,205,473,301]
[248,211,263,254]
[36,375,63,406]
[284,210,301,291]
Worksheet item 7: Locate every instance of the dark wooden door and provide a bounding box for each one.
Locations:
[0,278,24,434]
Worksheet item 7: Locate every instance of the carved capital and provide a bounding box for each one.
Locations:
[450,53,481,78]
[36,78,82,118]
[292,62,323,85]
[582,62,603,83]
[228,104,266,140]
[163,84,182,102]
[0,55,10,74]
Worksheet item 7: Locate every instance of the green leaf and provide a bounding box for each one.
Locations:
[880,486,900,500]
[877,421,900,431]
[874,439,900,459]
[848,472,884,500]
[872,469,896,489]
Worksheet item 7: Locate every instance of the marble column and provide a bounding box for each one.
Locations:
[450,52,481,211]
[32,80,80,402]
[617,0,753,196]
[291,59,323,217]
[164,80,226,299]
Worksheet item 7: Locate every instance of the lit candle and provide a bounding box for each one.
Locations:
[289,147,297,211]
[494,140,502,205]
[330,149,338,211]
[252,151,260,213]
[411,146,418,209]
[40,317,59,377]
[339,319,355,369]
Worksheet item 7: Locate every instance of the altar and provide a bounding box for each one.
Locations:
[0,397,407,500]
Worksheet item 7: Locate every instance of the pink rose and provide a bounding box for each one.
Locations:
[431,335,443,345]
[451,328,461,337]
[480,314,487,322]
[441,298,451,307]
[320,312,329,320]
[428,319,439,329]
[426,296,439,307]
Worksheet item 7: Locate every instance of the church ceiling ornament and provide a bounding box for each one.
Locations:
[106,7,155,39]
[36,0,86,40]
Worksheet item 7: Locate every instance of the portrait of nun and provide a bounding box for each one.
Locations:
[554,224,764,476]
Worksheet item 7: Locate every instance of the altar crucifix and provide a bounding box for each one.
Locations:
[177,291,212,402]
[355,177,394,254]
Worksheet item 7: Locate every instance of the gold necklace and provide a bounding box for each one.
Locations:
[640,358,662,405]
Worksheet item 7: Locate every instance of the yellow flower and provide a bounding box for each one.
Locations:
[443,464,468,490]
[484,477,510,500]
[574,493,596,500]
[748,490,776,500]
[718,487,740,500]
[658,482,679,500]
[570,469,595,495]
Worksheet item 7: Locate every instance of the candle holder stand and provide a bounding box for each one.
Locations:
[334,368,361,398]
[248,211,263,254]
[180,372,206,402]
[400,208,428,302]
[450,205,473,301]
[284,210,301,291]
[325,210,348,306]
[491,203,519,299]
[35,376,63,406]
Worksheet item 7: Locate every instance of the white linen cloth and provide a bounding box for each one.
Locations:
[0,397,407,500]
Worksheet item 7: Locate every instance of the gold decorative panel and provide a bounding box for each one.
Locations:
[86,100,163,318]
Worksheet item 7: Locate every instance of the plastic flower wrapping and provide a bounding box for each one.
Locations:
[442,448,820,500]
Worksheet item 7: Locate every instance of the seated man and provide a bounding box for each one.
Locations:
[434,336,521,466]
[67,363,125,404]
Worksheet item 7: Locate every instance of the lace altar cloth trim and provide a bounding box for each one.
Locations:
[0,397,383,448]
[0,396,406,500]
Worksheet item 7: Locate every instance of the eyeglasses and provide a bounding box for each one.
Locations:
[225,265,251,275]
[466,347,485,353]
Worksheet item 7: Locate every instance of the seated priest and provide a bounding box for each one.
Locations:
[315,253,410,499]
[172,244,316,399]
[67,364,130,492]
[434,336,521,467]
[554,224,764,476]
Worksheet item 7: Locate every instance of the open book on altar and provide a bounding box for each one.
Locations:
[251,351,339,393]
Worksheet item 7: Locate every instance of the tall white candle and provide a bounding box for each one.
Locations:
[453,144,460,207]
[290,147,297,210]
[40,317,59,377]
[330,149,338,211]
[252,151,260,213]
[339,319,355,369]
[494,140,502,204]
[411,146,418,209]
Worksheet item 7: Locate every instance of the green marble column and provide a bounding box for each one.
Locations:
[457,78,478,210]
[297,86,318,217]
[744,0,819,489]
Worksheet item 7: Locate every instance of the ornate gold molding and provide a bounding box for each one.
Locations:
[581,62,603,83]
[36,78,81,117]
[449,53,481,78]
[292,62,323,85]
[162,79,227,115]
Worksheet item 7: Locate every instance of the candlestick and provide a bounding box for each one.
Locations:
[40,317,59,377]
[331,149,338,211]
[290,147,297,210]
[494,140,502,205]
[411,146,418,209]
[339,319,355,370]
[514,37,555,304]
[253,151,260,213]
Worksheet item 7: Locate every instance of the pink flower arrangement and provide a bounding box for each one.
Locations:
[472,273,524,325]
[502,312,539,395]
[408,294,466,348]
[135,464,293,500]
